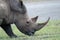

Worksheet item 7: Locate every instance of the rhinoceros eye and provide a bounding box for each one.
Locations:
[26,21,31,26]
[26,21,29,24]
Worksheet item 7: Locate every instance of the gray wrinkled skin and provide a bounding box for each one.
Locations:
[0,0,50,37]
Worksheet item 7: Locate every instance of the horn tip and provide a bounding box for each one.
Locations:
[36,16,38,18]
[48,17,50,20]
[35,16,38,19]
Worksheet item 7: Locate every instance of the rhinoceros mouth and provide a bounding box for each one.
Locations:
[23,31,35,36]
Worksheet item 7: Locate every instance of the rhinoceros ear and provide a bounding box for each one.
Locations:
[19,0,23,6]
[34,17,50,31]
[31,16,38,23]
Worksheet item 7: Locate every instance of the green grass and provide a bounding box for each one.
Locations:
[0,20,60,40]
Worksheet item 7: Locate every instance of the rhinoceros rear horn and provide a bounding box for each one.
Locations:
[34,17,50,31]
[31,16,38,23]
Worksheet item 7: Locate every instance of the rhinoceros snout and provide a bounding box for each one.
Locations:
[24,30,35,36]
[26,32,34,36]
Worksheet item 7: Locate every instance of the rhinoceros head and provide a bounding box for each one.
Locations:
[9,0,50,36]
[14,14,50,36]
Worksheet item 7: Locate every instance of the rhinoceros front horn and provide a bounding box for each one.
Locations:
[34,17,50,31]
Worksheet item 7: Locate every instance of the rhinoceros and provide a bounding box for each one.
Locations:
[0,0,50,38]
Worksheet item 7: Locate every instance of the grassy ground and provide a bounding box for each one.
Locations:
[0,20,60,40]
